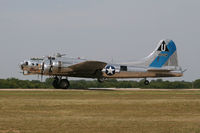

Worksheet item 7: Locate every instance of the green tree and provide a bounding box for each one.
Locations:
[194,79,200,88]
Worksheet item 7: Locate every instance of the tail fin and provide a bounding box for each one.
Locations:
[122,39,179,69]
[148,39,178,68]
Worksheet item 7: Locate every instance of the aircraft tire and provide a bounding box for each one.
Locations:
[97,78,104,83]
[144,80,150,85]
[52,79,60,89]
[59,79,70,89]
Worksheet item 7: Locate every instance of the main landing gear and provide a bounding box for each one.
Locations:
[144,78,150,85]
[52,77,70,89]
[97,78,105,83]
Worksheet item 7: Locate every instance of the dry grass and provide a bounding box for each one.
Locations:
[0,90,200,133]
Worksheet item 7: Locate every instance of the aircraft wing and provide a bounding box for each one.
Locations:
[66,61,107,78]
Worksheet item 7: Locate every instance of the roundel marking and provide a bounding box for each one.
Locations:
[105,65,116,76]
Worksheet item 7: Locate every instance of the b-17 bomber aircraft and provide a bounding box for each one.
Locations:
[20,39,183,89]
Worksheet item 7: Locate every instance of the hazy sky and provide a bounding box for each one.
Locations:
[0,0,199,81]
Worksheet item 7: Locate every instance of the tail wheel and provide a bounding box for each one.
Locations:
[59,79,70,89]
[144,80,150,85]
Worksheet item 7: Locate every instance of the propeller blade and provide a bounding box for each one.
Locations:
[49,57,53,73]
[41,62,44,74]
[41,62,45,82]
[49,66,53,73]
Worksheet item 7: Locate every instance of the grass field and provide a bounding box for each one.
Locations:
[0,89,200,133]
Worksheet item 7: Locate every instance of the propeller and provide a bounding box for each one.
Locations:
[41,62,45,82]
[21,65,25,75]
[49,56,53,73]
[19,63,25,75]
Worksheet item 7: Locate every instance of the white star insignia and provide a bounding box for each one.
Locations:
[107,66,115,75]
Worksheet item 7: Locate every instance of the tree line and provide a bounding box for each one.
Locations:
[0,78,200,89]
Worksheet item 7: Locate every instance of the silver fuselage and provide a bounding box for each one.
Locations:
[20,56,182,79]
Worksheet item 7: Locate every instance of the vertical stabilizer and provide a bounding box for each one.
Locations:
[149,39,178,68]
[122,39,179,69]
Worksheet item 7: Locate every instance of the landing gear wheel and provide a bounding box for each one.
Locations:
[97,78,104,83]
[59,79,70,89]
[52,78,60,89]
[144,80,150,85]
